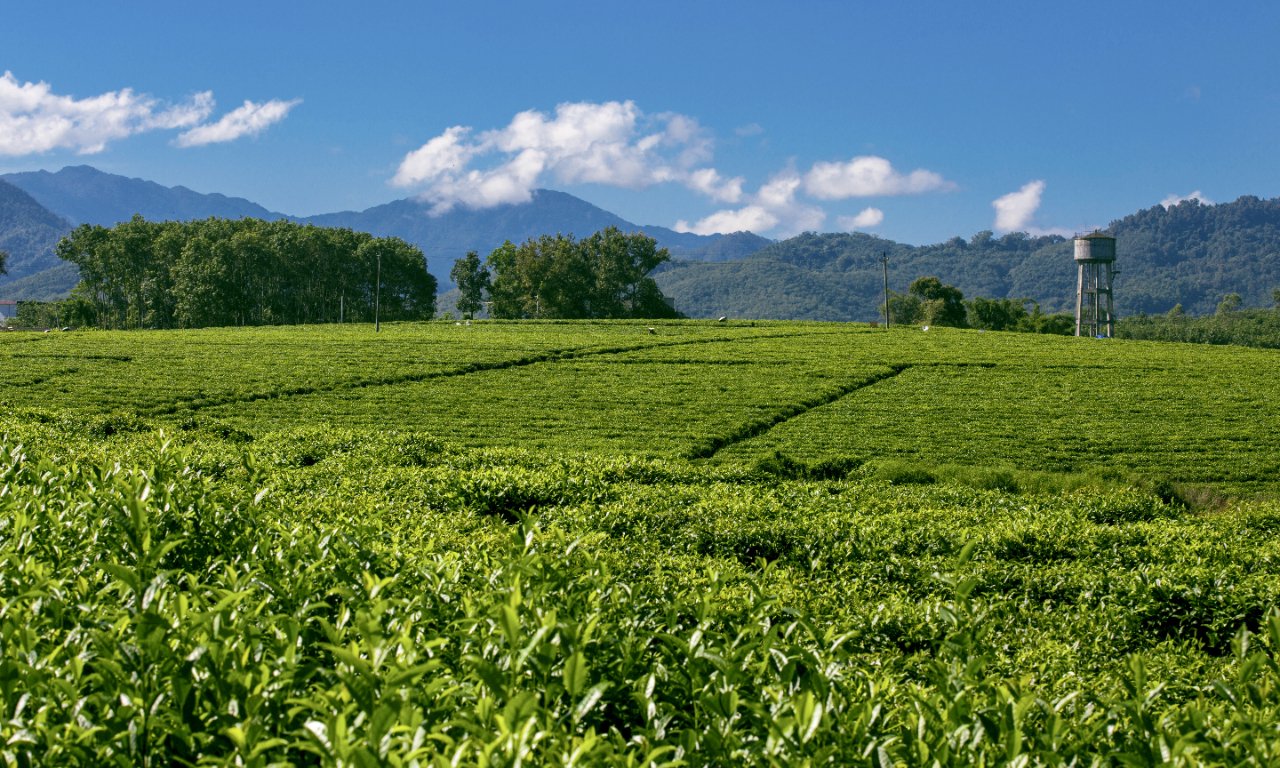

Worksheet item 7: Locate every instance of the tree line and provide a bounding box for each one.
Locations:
[55,216,436,329]
[886,275,1074,334]
[1116,289,1280,349]
[451,227,681,320]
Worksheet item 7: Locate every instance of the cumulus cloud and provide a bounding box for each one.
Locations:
[839,207,885,230]
[397,101,956,235]
[803,155,953,199]
[0,71,294,156]
[393,100,742,213]
[0,71,214,155]
[1160,190,1214,208]
[993,180,1046,232]
[685,167,744,204]
[676,169,825,236]
[991,180,1073,237]
[676,205,778,235]
[175,98,301,147]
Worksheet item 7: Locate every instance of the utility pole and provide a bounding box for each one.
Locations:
[881,252,890,329]
[374,251,381,333]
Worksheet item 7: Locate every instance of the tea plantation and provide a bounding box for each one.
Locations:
[2,321,1279,765]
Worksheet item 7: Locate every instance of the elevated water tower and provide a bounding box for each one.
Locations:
[1074,231,1116,337]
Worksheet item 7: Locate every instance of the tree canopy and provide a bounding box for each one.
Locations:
[887,276,968,327]
[486,227,681,319]
[56,216,436,329]
[450,251,490,319]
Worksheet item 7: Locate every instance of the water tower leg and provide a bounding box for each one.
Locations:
[1075,264,1085,337]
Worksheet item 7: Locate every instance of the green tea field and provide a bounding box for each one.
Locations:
[3,321,1280,765]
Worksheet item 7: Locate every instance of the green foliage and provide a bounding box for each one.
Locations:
[56,216,437,329]
[4,322,1280,761]
[450,250,490,319]
[4,427,1280,764]
[487,227,681,319]
[4,321,1280,497]
[886,276,968,327]
[1118,307,1280,349]
[1218,293,1244,316]
[967,296,1029,331]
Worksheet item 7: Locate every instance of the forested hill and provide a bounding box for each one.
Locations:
[0,180,72,297]
[655,195,1280,320]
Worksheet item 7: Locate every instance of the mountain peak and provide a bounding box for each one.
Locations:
[1,165,285,226]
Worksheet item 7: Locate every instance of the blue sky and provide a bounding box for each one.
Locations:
[2,1,1277,244]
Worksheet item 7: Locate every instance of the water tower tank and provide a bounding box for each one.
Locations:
[1074,232,1116,262]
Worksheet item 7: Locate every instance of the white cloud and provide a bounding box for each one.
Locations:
[993,180,1046,232]
[175,98,301,147]
[0,71,293,156]
[676,169,825,236]
[676,205,778,235]
[393,100,741,213]
[396,101,956,235]
[991,180,1073,237]
[0,71,214,155]
[391,126,478,186]
[1160,190,1213,208]
[685,167,744,204]
[803,155,953,199]
[839,207,885,230]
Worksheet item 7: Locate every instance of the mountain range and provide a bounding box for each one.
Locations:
[0,166,769,301]
[2,165,1279,319]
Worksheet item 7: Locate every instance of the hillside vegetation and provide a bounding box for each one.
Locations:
[3,322,1280,763]
[0,179,69,284]
[657,196,1280,320]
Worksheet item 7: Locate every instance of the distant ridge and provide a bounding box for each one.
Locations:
[0,166,771,297]
[0,179,72,298]
[2,165,285,226]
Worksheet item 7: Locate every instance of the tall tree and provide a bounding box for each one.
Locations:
[909,276,967,327]
[486,228,680,319]
[451,251,491,319]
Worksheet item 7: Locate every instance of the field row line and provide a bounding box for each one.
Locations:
[143,329,831,418]
[685,362,997,460]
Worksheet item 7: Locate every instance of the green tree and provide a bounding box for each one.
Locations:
[486,228,680,319]
[451,251,491,319]
[966,297,1030,331]
[0,248,7,276]
[1217,293,1242,315]
[358,236,437,321]
[1272,287,1280,309]
[885,291,922,325]
[908,276,967,327]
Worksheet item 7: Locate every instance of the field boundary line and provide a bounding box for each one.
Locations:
[685,361,997,460]
[142,329,831,417]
